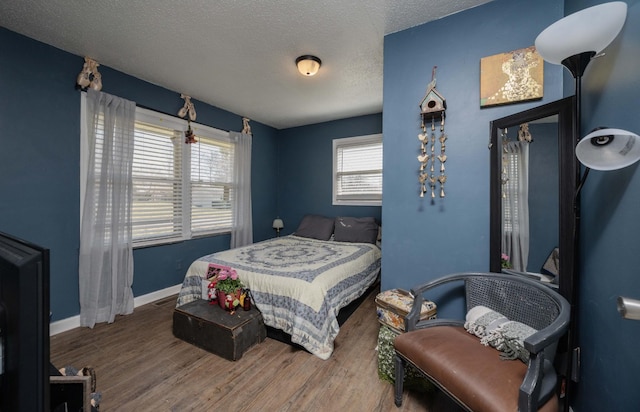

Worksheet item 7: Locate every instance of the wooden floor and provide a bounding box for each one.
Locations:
[50,286,459,411]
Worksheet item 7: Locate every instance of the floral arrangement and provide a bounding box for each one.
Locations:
[501,253,512,269]
[212,267,244,294]
[206,265,250,311]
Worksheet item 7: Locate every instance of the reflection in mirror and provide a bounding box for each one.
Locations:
[500,117,558,280]
[489,97,577,304]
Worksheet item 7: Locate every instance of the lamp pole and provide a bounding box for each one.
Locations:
[558,50,594,406]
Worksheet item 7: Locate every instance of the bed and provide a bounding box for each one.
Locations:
[176,215,381,360]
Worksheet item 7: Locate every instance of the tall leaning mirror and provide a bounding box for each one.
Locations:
[489,96,577,305]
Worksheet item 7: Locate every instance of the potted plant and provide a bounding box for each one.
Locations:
[212,268,244,310]
[501,253,512,269]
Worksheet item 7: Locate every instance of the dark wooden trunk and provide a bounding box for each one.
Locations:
[173,299,266,361]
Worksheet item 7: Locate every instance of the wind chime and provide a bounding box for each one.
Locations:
[418,67,447,199]
[501,127,510,198]
[178,94,198,144]
[500,123,531,198]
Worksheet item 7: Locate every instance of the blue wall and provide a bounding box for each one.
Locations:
[381,0,564,317]
[276,114,383,234]
[0,28,81,323]
[0,27,279,321]
[566,0,640,410]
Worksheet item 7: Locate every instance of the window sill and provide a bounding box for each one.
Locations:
[332,200,382,207]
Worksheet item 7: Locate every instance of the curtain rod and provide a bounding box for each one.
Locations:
[79,90,248,134]
[135,103,232,133]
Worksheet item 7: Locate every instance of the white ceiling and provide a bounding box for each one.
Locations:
[0,0,492,129]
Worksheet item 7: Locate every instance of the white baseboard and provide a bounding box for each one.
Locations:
[50,284,182,336]
[133,283,182,308]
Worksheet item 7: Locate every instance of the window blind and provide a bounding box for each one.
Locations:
[190,135,234,234]
[502,150,521,233]
[131,121,183,243]
[334,135,383,204]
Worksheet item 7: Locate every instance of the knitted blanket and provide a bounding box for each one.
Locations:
[464,305,537,362]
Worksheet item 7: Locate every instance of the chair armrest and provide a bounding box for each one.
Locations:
[414,318,464,330]
[523,287,570,354]
[519,351,546,411]
[405,272,487,331]
[517,306,569,411]
[523,314,569,354]
[409,272,477,297]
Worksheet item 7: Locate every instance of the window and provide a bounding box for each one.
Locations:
[332,134,383,206]
[81,96,234,247]
[188,133,234,236]
[502,150,520,233]
[502,142,527,235]
[132,110,234,245]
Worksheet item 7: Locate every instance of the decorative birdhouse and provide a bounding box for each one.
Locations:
[417,66,448,200]
[419,84,446,122]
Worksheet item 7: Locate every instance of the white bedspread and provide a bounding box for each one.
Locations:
[176,235,381,359]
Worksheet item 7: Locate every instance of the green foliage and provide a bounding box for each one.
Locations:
[216,278,244,294]
[377,325,434,393]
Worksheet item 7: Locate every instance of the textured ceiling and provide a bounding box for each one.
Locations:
[0,0,492,129]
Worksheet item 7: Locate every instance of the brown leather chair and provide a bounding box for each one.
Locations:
[394,272,570,412]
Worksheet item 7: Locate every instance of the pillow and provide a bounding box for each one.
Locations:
[294,215,335,240]
[333,216,379,244]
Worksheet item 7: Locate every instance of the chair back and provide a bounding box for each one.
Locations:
[465,275,561,331]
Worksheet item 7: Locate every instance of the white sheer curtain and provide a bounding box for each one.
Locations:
[79,89,136,328]
[502,141,530,272]
[230,131,253,248]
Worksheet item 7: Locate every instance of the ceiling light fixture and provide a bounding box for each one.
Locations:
[296,55,322,76]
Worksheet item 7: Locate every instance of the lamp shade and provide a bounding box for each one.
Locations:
[296,55,321,76]
[576,128,640,171]
[272,218,284,230]
[535,2,627,64]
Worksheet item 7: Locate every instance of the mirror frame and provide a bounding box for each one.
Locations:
[489,96,578,304]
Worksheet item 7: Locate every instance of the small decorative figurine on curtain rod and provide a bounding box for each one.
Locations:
[178,94,197,144]
[242,117,252,135]
[418,66,447,199]
[518,122,532,142]
[76,57,102,91]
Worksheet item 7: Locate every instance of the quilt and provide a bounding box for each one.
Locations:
[176,235,381,360]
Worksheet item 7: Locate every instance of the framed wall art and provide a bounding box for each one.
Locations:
[480,46,543,107]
